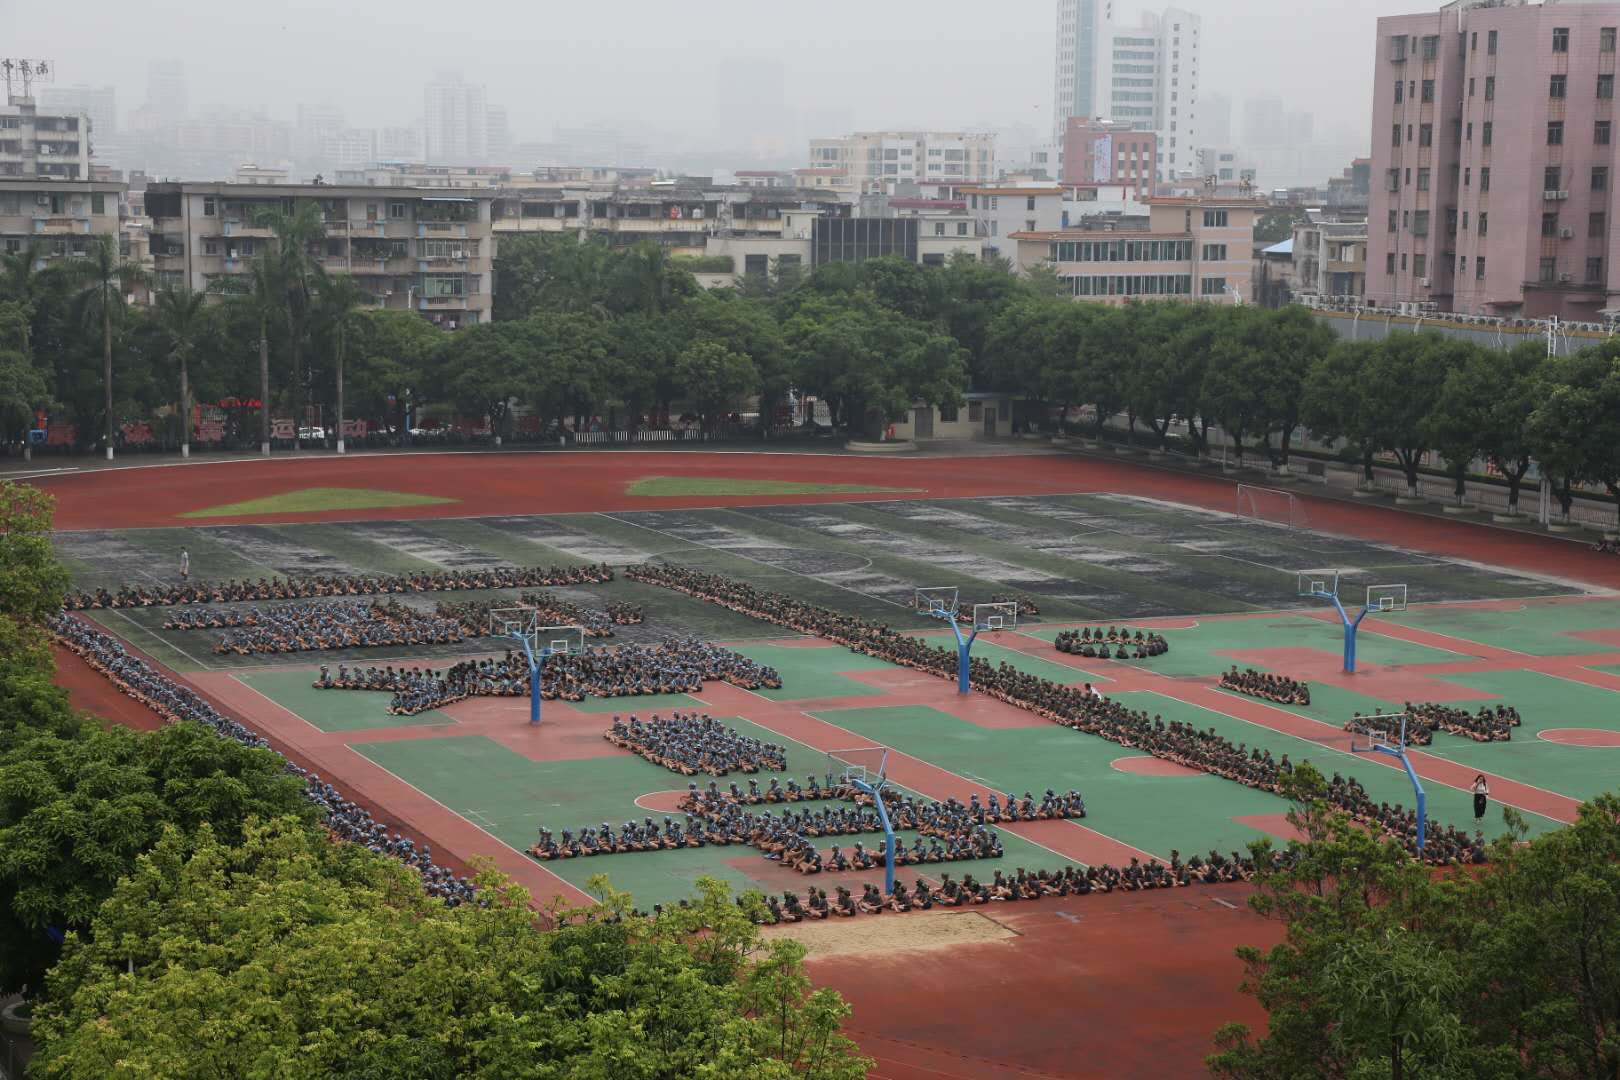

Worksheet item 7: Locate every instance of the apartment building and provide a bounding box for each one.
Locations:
[1060,118,1157,196]
[1369,0,1620,318]
[1008,194,1258,303]
[144,182,494,328]
[0,177,122,260]
[1,98,92,180]
[959,186,1067,260]
[1292,210,1368,299]
[1054,3,1202,180]
[806,131,996,195]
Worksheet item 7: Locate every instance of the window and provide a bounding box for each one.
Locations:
[388,201,407,219]
[1201,243,1228,260]
[1553,26,1569,52]
[1024,219,1036,232]
[1539,257,1557,282]
[1479,211,1488,235]
[1485,76,1495,101]
[1462,211,1469,229]
[1388,209,1399,232]
[1551,74,1568,98]
[1467,121,1473,141]
[958,222,969,236]
[1392,123,1402,146]
[1546,166,1563,191]
[1422,34,1438,59]
[1487,29,1497,54]
[1603,75,1617,100]
[935,222,945,236]
[203,240,218,256]
[1476,256,1486,279]
[1605,27,1618,52]
[202,196,215,216]
[1543,212,1560,236]
[1200,276,1227,295]
[1413,210,1429,236]
[1548,121,1564,145]
[939,402,959,423]
[1414,255,1427,278]
[1468,77,1475,97]
[1591,211,1607,237]
[1588,257,1605,281]
[1418,168,1431,190]
[1202,209,1228,227]
[1386,253,1397,274]
[1595,166,1610,191]
[1395,81,1404,104]
[91,192,104,214]
[1402,253,1408,270]
[1472,30,1477,51]
[1026,196,1036,210]
[1480,167,1491,191]
[1420,123,1433,146]
[1483,122,1493,146]
[1421,79,1434,102]
[1599,121,1613,145]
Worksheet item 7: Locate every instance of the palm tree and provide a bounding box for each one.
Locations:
[153,286,208,458]
[314,273,367,453]
[69,236,148,460]
[210,257,280,455]
[0,240,46,309]
[256,201,326,451]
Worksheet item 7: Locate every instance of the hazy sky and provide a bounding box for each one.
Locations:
[15,0,1422,150]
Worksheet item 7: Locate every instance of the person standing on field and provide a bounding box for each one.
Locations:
[180,547,190,582]
[1472,774,1489,820]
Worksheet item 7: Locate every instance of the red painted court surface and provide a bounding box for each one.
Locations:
[34,448,1620,1079]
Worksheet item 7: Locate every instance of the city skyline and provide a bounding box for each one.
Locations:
[12,0,1422,173]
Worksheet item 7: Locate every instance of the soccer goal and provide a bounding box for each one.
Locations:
[971,601,1019,632]
[1237,483,1309,530]
[1296,569,1340,599]
[914,586,960,617]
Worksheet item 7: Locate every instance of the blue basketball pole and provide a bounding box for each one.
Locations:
[850,776,896,895]
[933,609,982,694]
[1314,591,1373,674]
[508,632,544,726]
[1359,718,1427,855]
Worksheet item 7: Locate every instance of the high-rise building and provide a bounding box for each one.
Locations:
[296,104,345,164]
[143,60,188,127]
[1054,2,1201,180]
[1054,0,1110,138]
[485,105,510,165]
[322,129,377,172]
[424,72,487,164]
[1202,92,1232,147]
[377,125,424,162]
[0,99,92,179]
[1367,1,1620,318]
[807,131,997,195]
[39,84,116,140]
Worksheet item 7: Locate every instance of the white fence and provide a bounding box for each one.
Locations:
[567,429,704,446]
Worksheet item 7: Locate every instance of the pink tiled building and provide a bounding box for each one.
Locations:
[1370,1,1620,318]
[1061,118,1158,200]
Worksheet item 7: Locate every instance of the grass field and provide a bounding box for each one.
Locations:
[58,492,1620,909]
[179,487,458,518]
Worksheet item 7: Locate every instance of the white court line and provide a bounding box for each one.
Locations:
[1138,687,1570,827]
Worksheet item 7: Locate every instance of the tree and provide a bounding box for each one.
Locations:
[0,335,47,454]
[212,255,284,455]
[428,322,528,442]
[151,286,208,458]
[1441,342,1546,516]
[0,481,70,627]
[343,309,443,442]
[1528,348,1613,524]
[1261,305,1337,468]
[1255,207,1304,245]
[34,823,872,1080]
[675,340,759,432]
[1200,308,1273,464]
[1363,333,1458,498]
[257,200,327,450]
[313,273,368,452]
[67,236,148,460]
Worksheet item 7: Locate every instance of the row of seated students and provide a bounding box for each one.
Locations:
[1053,627,1169,659]
[1407,700,1520,743]
[48,613,480,907]
[606,712,787,776]
[624,563,1477,863]
[1347,710,1437,747]
[770,829,1003,874]
[208,601,466,655]
[991,593,1041,616]
[751,852,1277,922]
[1219,666,1311,706]
[683,777,1087,824]
[315,638,783,715]
[436,595,617,639]
[64,564,615,610]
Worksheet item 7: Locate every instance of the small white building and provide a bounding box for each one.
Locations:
[883,392,1023,441]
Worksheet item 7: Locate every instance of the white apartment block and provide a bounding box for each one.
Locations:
[1,99,92,180]
[0,177,122,260]
[806,132,996,195]
[1054,2,1202,182]
[424,74,488,164]
[959,186,1067,261]
[145,182,494,329]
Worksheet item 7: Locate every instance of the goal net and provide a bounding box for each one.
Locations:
[1237,483,1309,530]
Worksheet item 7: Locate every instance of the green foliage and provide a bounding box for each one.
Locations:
[673,254,736,274]
[0,481,69,626]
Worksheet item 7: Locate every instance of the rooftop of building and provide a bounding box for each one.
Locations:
[956,186,1066,197]
[1009,229,1197,241]
[0,177,124,193]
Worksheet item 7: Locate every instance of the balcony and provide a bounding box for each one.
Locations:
[417,222,468,238]
[221,219,275,238]
[32,215,91,235]
[322,218,349,233]
[610,216,710,233]
[419,294,467,308]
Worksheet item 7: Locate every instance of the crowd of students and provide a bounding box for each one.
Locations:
[63,564,616,611]
[1408,700,1520,743]
[626,563,1482,864]
[1219,666,1312,706]
[606,712,788,776]
[1054,627,1170,660]
[748,850,1281,922]
[991,593,1041,617]
[520,591,644,635]
[314,639,783,715]
[48,614,478,905]
[199,600,468,655]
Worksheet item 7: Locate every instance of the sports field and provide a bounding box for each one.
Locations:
[51,486,1620,911]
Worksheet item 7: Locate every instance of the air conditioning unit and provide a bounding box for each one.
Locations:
[1560,272,1573,282]
[1560,227,1575,238]
[1419,277,1432,287]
